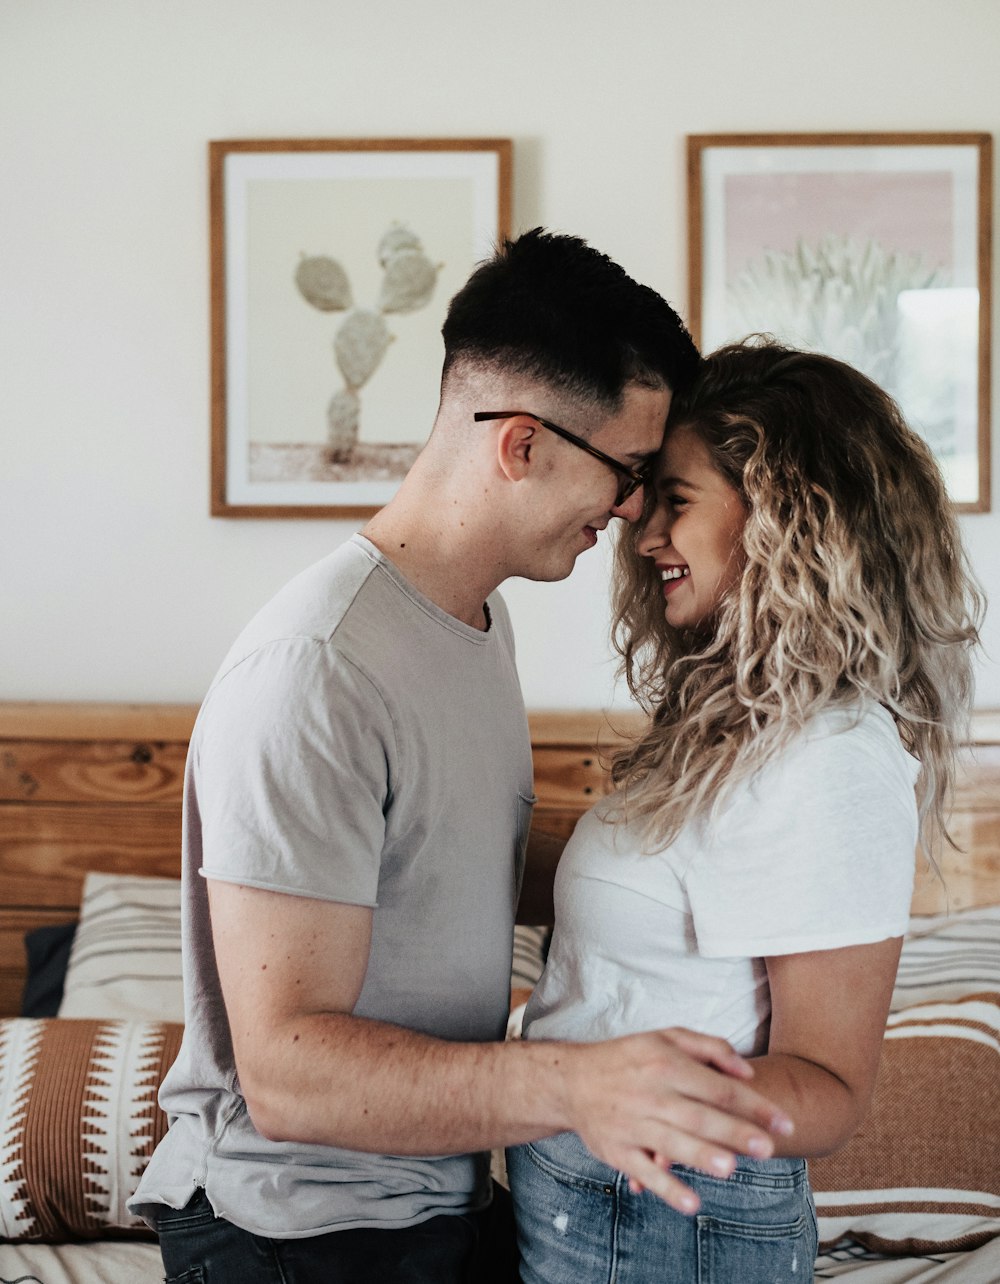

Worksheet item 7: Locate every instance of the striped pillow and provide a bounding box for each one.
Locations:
[0,1018,182,1241]
[511,925,550,1004]
[58,873,184,1023]
[890,905,1000,1009]
[811,907,1000,1254]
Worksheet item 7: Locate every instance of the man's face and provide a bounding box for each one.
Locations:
[519,383,672,582]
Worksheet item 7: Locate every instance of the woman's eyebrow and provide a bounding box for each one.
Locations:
[659,473,703,491]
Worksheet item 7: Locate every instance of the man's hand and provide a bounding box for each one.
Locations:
[557,1027,794,1213]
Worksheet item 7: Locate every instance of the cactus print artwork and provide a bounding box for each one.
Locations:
[295,225,441,460]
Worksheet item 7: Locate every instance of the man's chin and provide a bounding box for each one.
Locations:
[519,556,578,585]
[517,534,597,583]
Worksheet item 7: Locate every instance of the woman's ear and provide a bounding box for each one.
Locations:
[495,416,537,483]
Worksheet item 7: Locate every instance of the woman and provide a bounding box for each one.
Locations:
[507,338,982,1283]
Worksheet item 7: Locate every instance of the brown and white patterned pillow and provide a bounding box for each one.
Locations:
[0,1018,182,1242]
[811,989,1000,1253]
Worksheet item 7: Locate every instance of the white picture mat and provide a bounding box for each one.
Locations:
[223,149,502,508]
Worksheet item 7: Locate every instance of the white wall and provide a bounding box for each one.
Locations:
[2,0,998,709]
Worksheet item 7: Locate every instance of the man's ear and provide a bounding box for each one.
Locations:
[495,416,537,483]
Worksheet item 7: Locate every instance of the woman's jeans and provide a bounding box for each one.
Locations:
[153,1184,519,1284]
[507,1131,818,1284]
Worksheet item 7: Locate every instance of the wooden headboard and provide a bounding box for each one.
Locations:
[2,701,999,1018]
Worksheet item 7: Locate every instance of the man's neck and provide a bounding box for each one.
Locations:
[362,501,503,632]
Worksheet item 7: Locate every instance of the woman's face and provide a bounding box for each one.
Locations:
[637,424,748,631]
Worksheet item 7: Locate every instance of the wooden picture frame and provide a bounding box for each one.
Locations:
[210,138,512,518]
[688,133,992,512]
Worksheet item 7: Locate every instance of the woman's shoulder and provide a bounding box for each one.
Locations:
[805,698,893,736]
[800,700,919,773]
[742,700,920,820]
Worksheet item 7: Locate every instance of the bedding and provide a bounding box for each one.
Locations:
[33,1246,981,1284]
[814,1239,1000,1281]
[811,991,1000,1253]
[0,1239,163,1282]
[810,907,1000,1255]
[6,1240,1000,1284]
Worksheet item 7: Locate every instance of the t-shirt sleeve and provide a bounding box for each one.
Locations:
[685,711,919,958]
[190,637,395,907]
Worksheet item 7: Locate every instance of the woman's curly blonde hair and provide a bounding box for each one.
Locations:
[610,337,983,860]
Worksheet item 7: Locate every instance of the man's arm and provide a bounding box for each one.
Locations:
[209,880,794,1214]
[515,827,564,925]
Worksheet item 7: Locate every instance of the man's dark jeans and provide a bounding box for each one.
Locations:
[153,1183,519,1284]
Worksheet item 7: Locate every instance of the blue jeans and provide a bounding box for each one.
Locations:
[153,1184,519,1284]
[507,1131,817,1284]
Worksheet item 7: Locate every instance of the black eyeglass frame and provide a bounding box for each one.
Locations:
[473,410,651,507]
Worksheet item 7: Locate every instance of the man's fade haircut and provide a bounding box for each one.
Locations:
[441,228,699,413]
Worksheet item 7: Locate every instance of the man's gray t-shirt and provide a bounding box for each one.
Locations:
[130,535,535,1236]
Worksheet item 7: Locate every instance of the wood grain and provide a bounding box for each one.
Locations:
[0,701,198,741]
[0,739,187,804]
[0,803,182,907]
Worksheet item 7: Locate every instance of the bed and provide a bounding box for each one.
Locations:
[1,701,998,1282]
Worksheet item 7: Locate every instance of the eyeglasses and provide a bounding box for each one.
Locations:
[473,411,652,507]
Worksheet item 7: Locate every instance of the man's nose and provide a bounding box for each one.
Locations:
[612,486,646,523]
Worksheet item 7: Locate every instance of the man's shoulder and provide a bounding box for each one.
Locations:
[193,540,380,708]
[245,538,380,646]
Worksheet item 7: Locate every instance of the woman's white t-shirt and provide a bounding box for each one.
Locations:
[522,702,920,1057]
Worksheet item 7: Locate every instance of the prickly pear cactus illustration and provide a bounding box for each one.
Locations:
[334,310,392,388]
[295,224,441,460]
[295,255,352,311]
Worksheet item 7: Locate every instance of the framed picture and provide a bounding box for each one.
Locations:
[210,137,512,517]
[688,133,992,512]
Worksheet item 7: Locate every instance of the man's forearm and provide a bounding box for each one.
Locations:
[239,1010,576,1154]
[237,1008,795,1208]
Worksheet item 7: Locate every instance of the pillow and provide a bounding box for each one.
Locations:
[510,924,550,1008]
[889,904,1000,1010]
[21,922,77,1018]
[0,1018,183,1241]
[58,873,184,1023]
[810,906,1000,1254]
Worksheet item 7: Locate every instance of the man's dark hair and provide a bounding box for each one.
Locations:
[441,228,699,411]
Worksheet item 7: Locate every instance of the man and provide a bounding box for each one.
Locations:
[131,229,792,1281]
